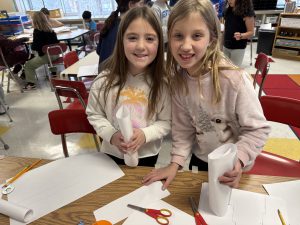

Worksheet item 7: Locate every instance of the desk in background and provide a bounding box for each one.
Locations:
[0,156,296,225]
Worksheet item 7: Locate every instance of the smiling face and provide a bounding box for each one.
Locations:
[169,12,211,76]
[123,18,159,75]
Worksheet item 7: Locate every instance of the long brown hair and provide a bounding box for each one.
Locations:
[32,11,52,32]
[99,6,165,118]
[167,0,232,103]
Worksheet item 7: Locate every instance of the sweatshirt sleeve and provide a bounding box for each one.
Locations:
[140,85,171,143]
[234,73,271,170]
[170,91,196,167]
[86,77,118,143]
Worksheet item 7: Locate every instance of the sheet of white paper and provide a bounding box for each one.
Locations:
[8,153,124,225]
[77,64,98,78]
[207,143,237,216]
[123,199,194,225]
[93,182,170,224]
[0,199,33,223]
[264,180,300,225]
[53,26,71,33]
[200,182,289,225]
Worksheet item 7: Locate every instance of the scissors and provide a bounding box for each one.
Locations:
[189,197,208,225]
[127,204,172,225]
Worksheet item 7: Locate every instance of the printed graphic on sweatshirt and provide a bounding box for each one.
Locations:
[113,86,148,129]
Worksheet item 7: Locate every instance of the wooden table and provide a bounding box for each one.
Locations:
[0,156,296,225]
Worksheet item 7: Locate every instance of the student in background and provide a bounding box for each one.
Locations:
[143,0,270,189]
[96,0,144,70]
[40,8,64,28]
[82,10,97,32]
[223,0,255,66]
[151,0,170,48]
[86,6,171,167]
[23,11,59,90]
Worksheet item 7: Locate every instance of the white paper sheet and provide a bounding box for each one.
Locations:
[0,199,33,223]
[264,180,300,225]
[93,182,170,224]
[123,199,194,225]
[200,182,289,225]
[7,153,124,225]
[116,105,138,167]
[53,26,71,33]
[77,64,98,78]
[207,143,237,216]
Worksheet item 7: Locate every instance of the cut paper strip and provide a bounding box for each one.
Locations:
[93,182,170,224]
[116,105,138,167]
[0,199,33,223]
[207,143,237,216]
[264,180,300,225]
[200,182,289,225]
[123,199,194,225]
[8,153,124,225]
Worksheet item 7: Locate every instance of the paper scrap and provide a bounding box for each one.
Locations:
[93,182,170,224]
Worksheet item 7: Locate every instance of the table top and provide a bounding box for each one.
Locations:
[0,156,296,225]
[57,28,89,41]
[60,51,99,77]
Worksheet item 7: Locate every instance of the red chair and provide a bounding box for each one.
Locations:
[48,109,100,157]
[63,51,79,68]
[246,95,300,177]
[76,32,100,56]
[253,52,271,98]
[96,21,105,33]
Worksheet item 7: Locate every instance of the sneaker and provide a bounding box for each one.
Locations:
[0,105,9,115]
[23,83,36,90]
[19,71,25,80]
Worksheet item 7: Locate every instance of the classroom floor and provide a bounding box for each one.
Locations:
[0,42,299,169]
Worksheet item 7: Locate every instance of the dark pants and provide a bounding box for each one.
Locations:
[107,154,158,167]
[189,154,208,171]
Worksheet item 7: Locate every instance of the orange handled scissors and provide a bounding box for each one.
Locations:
[127,204,172,225]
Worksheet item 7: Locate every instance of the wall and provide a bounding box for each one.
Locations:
[2,0,16,12]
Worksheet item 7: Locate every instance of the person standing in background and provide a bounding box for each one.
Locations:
[223,0,255,66]
[96,0,144,72]
[40,8,64,28]
[82,10,97,32]
[151,0,170,48]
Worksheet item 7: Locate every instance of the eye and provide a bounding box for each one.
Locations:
[127,35,137,41]
[192,33,203,40]
[146,36,156,42]
[172,33,183,40]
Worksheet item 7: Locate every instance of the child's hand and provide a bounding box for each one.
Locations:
[142,163,179,190]
[126,128,146,153]
[234,32,242,40]
[218,160,243,188]
[110,131,128,153]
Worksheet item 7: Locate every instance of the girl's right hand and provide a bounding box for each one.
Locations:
[110,131,128,153]
[142,162,180,190]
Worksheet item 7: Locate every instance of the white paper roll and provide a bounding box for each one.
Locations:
[207,143,237,216]
[0,199,33,223]
[116,106,139,167]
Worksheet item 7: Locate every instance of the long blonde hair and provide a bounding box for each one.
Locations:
[167,0,231,103]
[99,6,165,118]
[32,11,53,32]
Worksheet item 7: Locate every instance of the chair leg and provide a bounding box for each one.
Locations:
[0,137,9,150]
[0,100,13,122]
[1,70,5,87]
[92,134,101,152]
[61,134,69,157]
[250,39,253,66]
[7,70,24,93]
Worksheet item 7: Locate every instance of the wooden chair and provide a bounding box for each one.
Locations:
[246,95,300,177]
[253,52,271,98]
[48,109,100,157]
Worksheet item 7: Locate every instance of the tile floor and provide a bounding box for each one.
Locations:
[0,42,299,168]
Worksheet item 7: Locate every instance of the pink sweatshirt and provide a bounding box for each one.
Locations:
[171,69,271,170]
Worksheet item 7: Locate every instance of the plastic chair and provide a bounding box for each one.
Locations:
[63,51,79,68]
[96,21,105,33]
[48,109,100,157]
[76,32,100,56]
[0,47,24,93]
[42,43,68,78]
[253,52,271,98]
[246,95,300,177]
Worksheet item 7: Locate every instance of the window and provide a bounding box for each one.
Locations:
[14,0,117,18]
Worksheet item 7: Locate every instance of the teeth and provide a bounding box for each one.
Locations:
[181,54,192,59]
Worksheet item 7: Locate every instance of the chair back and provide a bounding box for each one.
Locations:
[42,43,68,67]
[96,21,105,32]
[253,52,270,98]
[63,51,79,68]
[51,79,88,109]
[246,95,300,177]
[93,32,100,46]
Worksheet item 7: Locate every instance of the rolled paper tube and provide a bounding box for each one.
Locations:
[0,199,33,223]
[124,151,139,167]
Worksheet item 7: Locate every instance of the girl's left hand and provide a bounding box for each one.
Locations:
[234,32,242,40]
[218,160,243,188]
[126,128,146,153]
